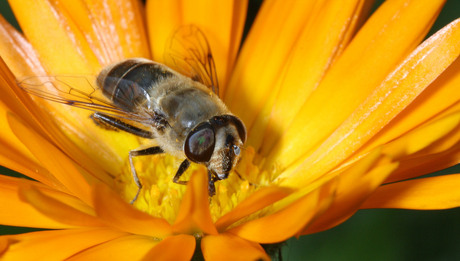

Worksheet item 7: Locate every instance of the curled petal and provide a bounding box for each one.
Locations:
[142,235,195,261]
[216,186,293,231]
[361,174,460,210]
[0,175,68,228]
[227,179,336,243]
[66,235,159,261]
[18,184,104,228]
[382,109,460,182]
[173,170,217,235]
[386,143,460,184]
[303,149,398,234]
[0,229,127,260]
[382,111,460,160]
[0,104,59,188]
[93,184,172,238]
[0,237,7,255]
[8,113,94,204]
[202,233,269,261]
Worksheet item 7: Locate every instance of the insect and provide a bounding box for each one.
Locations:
[19,25,246,203]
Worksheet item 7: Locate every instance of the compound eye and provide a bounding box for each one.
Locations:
[185,122,215,163]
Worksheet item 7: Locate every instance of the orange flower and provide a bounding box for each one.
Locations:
[0,0,459,260]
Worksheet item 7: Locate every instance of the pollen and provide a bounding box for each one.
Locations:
[209,146,278,219]
[115,146,277,223]
[115,154,191,223]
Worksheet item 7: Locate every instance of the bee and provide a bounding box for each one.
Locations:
[19,25,246,203]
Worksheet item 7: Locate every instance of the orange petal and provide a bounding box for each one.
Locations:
[361,173,460,210]
[18,184,105,228]
[201,233,269,261]
[142,235,195,261]
[277,17,460,188]
[7,112,95,204]
[56,0,150,65]
[0,56,65,186]
[146,0,247,92]
[93,183,172,238]
[8,0,142,178]
[0,41,55,182]
[303,150,398,234]
[267,0,446,173]
[379,109,460,182]
[173,170,217,235]
[145,0,180,61]
[0,38,114,187]
[351,48,460,162]
[382,111,460,160]
[0,107,61,187]
[386,143,460,184]
[0,237,7,255]
[66,235,159,261]
[0,15,49,129]
[9,0,100,75]
[0,228,127,260]
[227,180,336,243]
[0,175,69,228]
[226,0,328,126]
[241,0,370,151]
[215,186,293,231]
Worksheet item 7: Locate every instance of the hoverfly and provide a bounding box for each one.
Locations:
[19,25,246,203]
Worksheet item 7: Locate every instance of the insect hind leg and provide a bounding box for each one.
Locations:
[129,146,164,204]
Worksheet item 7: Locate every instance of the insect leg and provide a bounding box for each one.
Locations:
[207,170,217,197]
[173,159,190,185]
[129,146,164,204]
[172,165,217,197]
[92,112,155,138]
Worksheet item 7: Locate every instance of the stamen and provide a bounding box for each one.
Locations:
[115,146,277,222]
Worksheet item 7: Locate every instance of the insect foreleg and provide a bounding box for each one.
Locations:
[172,162,217,197]
[173,159,191,185]
[129,146,164,203]
[91,112,155,138]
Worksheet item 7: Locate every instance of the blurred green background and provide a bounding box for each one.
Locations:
[0,0,459,260]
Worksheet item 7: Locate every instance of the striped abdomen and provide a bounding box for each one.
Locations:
[96,58,173,112]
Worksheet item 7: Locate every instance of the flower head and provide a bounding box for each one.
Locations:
[1,0,460,260]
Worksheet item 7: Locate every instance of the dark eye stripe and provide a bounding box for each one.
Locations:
[209,115,246,143]
[225,134,234,147]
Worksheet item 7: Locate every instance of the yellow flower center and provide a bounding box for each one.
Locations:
[114,146,277,223]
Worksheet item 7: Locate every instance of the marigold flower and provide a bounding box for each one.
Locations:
[0,0,459,260]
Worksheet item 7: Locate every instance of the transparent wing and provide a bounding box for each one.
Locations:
[164,25,220,96]
[17,75,153,123]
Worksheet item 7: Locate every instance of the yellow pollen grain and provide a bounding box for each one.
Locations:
[115,146,279,224]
